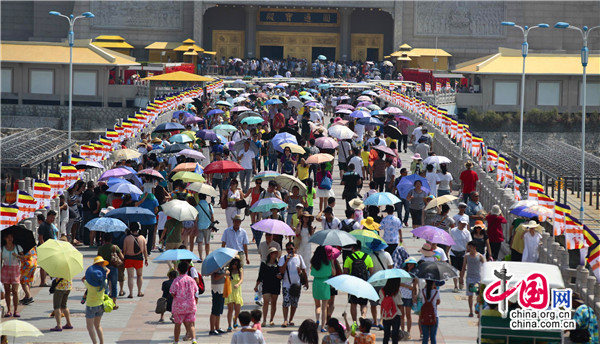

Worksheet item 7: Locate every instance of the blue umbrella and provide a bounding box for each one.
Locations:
[107,182,143,195]
[206,109,224,117]
[350,110,371,119]
[201,247,238,275]
[169,134,193,144]
[84,217,127,233]
[274,85,285,89]
[325,275,379,301]
[307,89,319,94]
[196,129,218,141]
[154,249,199,262]
[104,207,156,223]
[318,84,331,89]
[250,197,287,213]
[317,55,327,60]
[363,192,401,206]
[265,99,283,105]
[371,109,389,116]
[396,174,431,199]
[271,132,298,152]
[368,268,413,287]
[173,110,192,118]
[510,206,537,218]
[357,117,383,126]
[154,122,185,133]
[106,177,131,187]
[240,117,264,125]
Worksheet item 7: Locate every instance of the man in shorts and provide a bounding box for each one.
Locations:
[196,193,214,262]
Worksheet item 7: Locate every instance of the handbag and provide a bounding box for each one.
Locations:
[155,297,167,314]
[235,199,248,209]
[286,258,301,298]
[319,176,332,190]
[110,245,123,267]
[570,310,590,343]
[223,275,232,298]
[102,293,115,313]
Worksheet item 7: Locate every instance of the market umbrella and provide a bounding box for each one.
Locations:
[423,156,452,165]
[204,160,244,174]
[250,197,287,213]
[1,225,36,254]
[187,182,218,197]
[161,200,198,221]
[75,160,104,169]
[315,137,339,149]
[177,149,206,161]
[357,117,383,126]
[162,143,189,154]
[206,109,224,117]
[172,162,203,173]
[171,171,206,183]
[154,122,185,133]
[384,107,403,114]
[252,171,280,181]
[169,133,193,144]
[37,239,84,280]
[325,275,379,301]
[309,229,357,247]
[201,247,238,275]
[396,174,431,199]
[410,261,459,281]
[213,124,237,136]
[107,182,143,195]
[240,116,264,125]
[383,125,403,139]
[274,175,307,195]
[84,217,127,233]
[0,320,43,341]
[137,168,165,180]
[363,192,401,206]
[411,226,456,246]
[349,110,371,119]
[368,268,413,287]
[373,145,397,157]
[251,219,295,236]
[112,149,141,161]
[104,207,157,223]
[306,153,334,164]
[280,142,305,154]
[328,125,356,140]
[154,249,199,262]
[424,194,458,210]
[196,129,218,141]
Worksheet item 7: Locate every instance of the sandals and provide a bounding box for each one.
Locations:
[269,321,275,326]
[13,313,20,318]
[119,291,125,297]
[127,295,133,299]
[113,305,119,310]
[289,322,295,326]
[4,312,12,318]
[63,325,73,330]
[281,321,288,328]
[50,327,62,332]
[137,293,144,297]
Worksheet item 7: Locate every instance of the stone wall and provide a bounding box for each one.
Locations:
[475,131,600,157]
[1,104,134,131]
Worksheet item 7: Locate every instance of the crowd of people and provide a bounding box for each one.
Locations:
[1,79,598,344]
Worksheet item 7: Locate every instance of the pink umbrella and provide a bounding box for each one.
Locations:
[251,219,295,236]
[232,106,251,112]
[315,137,339,149]
[384,107,403,114]
[138,168,165,180]
[356,101,372,108]
[357,95,371,101]
[336,104,354,110]
[330,120,349,127]
[335,108,352,115]
[373,145,397,157]
[177,149,206,160]
[395,115,415,125]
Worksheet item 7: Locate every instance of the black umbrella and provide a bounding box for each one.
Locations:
[1,225,36,254]
[161,143,189,154]
[261,131,277,141]
[409,261,459,281]
[383,125,403,140]
[153,122,185,133]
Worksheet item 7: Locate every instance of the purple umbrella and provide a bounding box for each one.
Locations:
[384,107,403,114]
[304,101,317,107]
[206,109,224,117]
[396,115,415,125]
[336,104,354,110]
[182,116,203,125]
[251,219,295,236]
[411,226,456,246]
[356,101,373,108]
[196,129,218,141]
[350,110,371,119]
[315,137,339,149]
[99,167,133,181]
[335,108,352,115]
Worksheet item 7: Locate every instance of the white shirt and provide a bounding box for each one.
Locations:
[237,149,256,170]
[355,124,365,141]
[370,250,393,273]
[231,326,266,344]
[320,216,342,231]
[421,288,440,317]
[425,172,441,197]
[449,227,473,255]
[349,156,364,178]
[310,110,322,124]
[412,126,423,144]
[338,141,352,163]
[278,255,306,288]
[452,213,469,225]
[437,172,453,191]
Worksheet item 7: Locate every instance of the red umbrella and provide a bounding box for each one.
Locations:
[204,160,244,174]
[395,115,415,125]
[373,145,397,157]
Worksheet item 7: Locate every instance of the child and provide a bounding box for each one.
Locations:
[159,269,178,322]
[209,267,228,336]
[361,145,370,179]
[250,309,262,330]
[327,197,336,211]
[521,223,542,262]
[342,313,376,344]
[364,181,378,200]
[225,257,244,332]
[460,241,485,317]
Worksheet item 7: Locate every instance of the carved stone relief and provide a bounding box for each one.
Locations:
[414,1,505,37]
[90,1,183,30]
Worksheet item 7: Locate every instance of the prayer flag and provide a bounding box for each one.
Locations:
[17,190,36,221]
[486,147,498,172]
[0,203,19,229]
[553,202,571,236]
[587,242,600,281]
[565,215,585,250]
[69,155,83,165]
[528,179,544,201]
[537,191,555,210]
[61,163,80,188]
[583,224,599,248]
[48,169,65,193]
[33,179,52,209]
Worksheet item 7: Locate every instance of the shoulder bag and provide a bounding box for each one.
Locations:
[110,245,123,267]
[286,257,301,298]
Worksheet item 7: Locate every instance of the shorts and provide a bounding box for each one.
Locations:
[165,242,181,250]
[349,294,368,306]
[196,228,211,243]
[85,305,104,319]
[211,291,225,316]
[118,264,125,282]
[282,287,300,308]
[124,259,143,269]
[1,265,20,284]
[338,162,348,171]
[409,209,423,226]
[369,287,382,306]
[402,298,413,307]
[53,289,70,310]
[173,312,195,324]
[466,279,479,296]
[330,286,338,296]
[450,255,464,272]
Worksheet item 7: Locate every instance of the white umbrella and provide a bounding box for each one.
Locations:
[177,149,206,161]
[509,199,538,210]
[424,194,458,210]
[187,182,218,197]
[161,200,198,221]
[0,320,43,340]
[274,175,307,195]
[423,156,452,165]
[328,125,356,140]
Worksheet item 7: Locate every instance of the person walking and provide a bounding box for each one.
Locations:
[379,278,403,344]
[170,261,199,344]
[368,239,393,331]
[449,220,472,293]
[406,180,428,230]
[255,247,282,326]
[223,179,242,228]
[230,311,266,344]
[225,257,244,332]
[343,241,375,323]
[400,258,418,340]
[135,187,159,254]
[279,242,308,327]
[485,205,507,260]
[195,193,214,260]
[379,205,403,255]
[459,161,478,203]
[97,233,124,308]
[460,241,485,317]
[123,223,148,298]
[420,280,440,344]
[83,258,108,344]
[2,232,23,317]
[18,246,37,306]
[237,140,257,193]
[310,246,332,332]
[295,212,316,267]
[221,215,250,266]
[316,164,334,212]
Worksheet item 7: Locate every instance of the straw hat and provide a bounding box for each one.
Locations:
[473,220,487,229]
[348,197,365,210]
[419,243,435,257]
[267,247,279,255]
[300,211,314,220]
[490,205,502,216]
[93,256,109,266]
[360,217,380,231]
[465,160,474,167]
[152,137,162,144]
[522,220,539,229]
[232,214,243,222]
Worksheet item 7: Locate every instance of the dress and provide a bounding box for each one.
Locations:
[20,247,37,283]
[311,261,332,300]
[297,226,312,266]
[225,272,244,305]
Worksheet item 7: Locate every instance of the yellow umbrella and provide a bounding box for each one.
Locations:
[180,130,197,141]
[0,319,43,339]
[113,148,141,161]
[280,142,305,154]
[424,194,458,210]
[171,171,205,183]
[299,91,308,96]
[37,240,83,280]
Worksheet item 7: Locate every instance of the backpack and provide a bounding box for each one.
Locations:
[421,289,438,326]
[283,158,294,174]
[187,266,205,295]
[350,253,369,281]
[340,220,356,233]
[381,292,398,319]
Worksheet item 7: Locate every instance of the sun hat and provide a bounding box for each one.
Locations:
[267,247,279,255]
[459,219,469,225]
[458,202,468,208]
[367,239,388,252]
[465,160,474,167]
[295,203,305,209]
[411,153,422,160]
[232,214,244,221]
[85,265,107,287]
[300,211,314,219]
[325,245,341,261]
[152,137,162,144]
[93,256,109,267]
[360,217,380,231]
[349,197,365,210]
[419,243,435,257]
[522,220,539,228]
[473,220,486,229]
[402,257,418,267]
[491,205,502,216]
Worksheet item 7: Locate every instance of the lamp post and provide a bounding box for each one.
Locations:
[49,10,94,157]
[554,22,600,223]
[501,22,549,161]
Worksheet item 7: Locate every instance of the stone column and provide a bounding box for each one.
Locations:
[339,8,352,61]
[245,6,257,58]
[193,2,206,48]
[393,1,403,51]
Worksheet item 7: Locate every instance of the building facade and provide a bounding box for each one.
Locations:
[2,1,599,68]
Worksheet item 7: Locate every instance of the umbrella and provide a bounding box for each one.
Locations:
[336,104,354,109]
[356,101,372,108]
[287,99,303,109]
[328,126,356,140]
[75,160,104,169]
[112,149,141,161]
[154,249,199,262]
[274,175,307,195]
[37,239,84,280]
[411,226,456,245]
[372,145,397,157]
[523,205,554,218]
[0,320,43,340]
[173,110,192,118]
[154,122,186,133]
[216,100,233,107]
[250,197,287,213]
[368,268,413,287]
[201,247,238,275]
[367,104,381,111]
[251,219,295,236]
[204,160,244,174]
[306,153,334,164]
[252,171,280,181]
[169,134,193,144]
[382,61,394,67]
[325,275,379,301]
[424,194,458,210]
[315,137,339,149]
[371,109,389,116]
[161,200,198,221]
[280,142,305,154]
[172,162,203,173]
[182,116,203,125]
[271,132,298,152]
[231,80,247,88]
[107,182,143,195]
[510,206,538,218]
[206,109,224,117]
[317,55,327,60]
[106,177,131,187]
[232,106,251,112]
[265,98,282,105]
[233,140,259,155]
[241,116,264,125]
[509,200,538,210]
[238,111,262,120]
[395,115,414,125]
[423,156,452,165]
[331,119,349,127]
[363,192,401,206]
[171,171,206,183]
[196,129,218,141]
[137,168,165,180]
[162,143,189,154]
[349,230,385,254]
[105,207,156,223]
[187,182,218,197]
[383,125,403,139]
[277,127,302,142]
[349,110,371,119]
[362,90,378,96]
[177,149,206,161]
[1,225,36,254]
[213,124,237,135]
[357,117,383,126]
[335,108,352,115]
[309,229,357,247]
[396,174,431,199]
[410,261,459,281]
[384,107,403,114]
[84,217,127,233]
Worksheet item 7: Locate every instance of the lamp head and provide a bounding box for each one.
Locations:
[501,21,515,27]
[82,12,95,18]
[554,22,570,29]
[49,11,61,16]
[537,23,550,28]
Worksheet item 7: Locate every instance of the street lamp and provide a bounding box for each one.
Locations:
[501,22,549,159]
[554,22,600,222]
[49,10,95,157]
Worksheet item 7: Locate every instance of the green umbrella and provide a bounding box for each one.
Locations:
[240,116,265,125]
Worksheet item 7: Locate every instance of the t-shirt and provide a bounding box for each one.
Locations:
[378,289,402,321]
[380,215,402,244]
[361,151,370,167]
[425,172,441,197]
[466,201,484,227]
[84,280,105,307]
[320,216,342,231]
[138,194,159,225]
[297,164,309,181]
[97,243,121,263]
[38,221,56,243]
[437,172,453,191]
[420,287,440,317]
[452,213,469,226]
[211,268,226,294]
[486,214,507,243]
[258,240,281,263]
[460,169,479,195]
[412,127,423,143]
[408,189,427,210]
[278,255,306,288]
[238,149,256,170]
[338,141,352,163]
[449,228,473,255]
[221,227,249,252]
[164,219,183,243]
[354,332,376,344]
[343,251,374,275]
[386,165,396,183]
[370,250,393,273]
[342,172,361,197]
[349,156,364,178]
[196,200,213,230]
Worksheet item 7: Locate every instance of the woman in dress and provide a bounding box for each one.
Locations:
[224,179,242,228]
[255,247,282,326]
[295,212,316,266]
[310,246,332,332]
[1,233,23,317]
[225,257,244,331]
[406,180,428,230]
[316,164,334,212]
